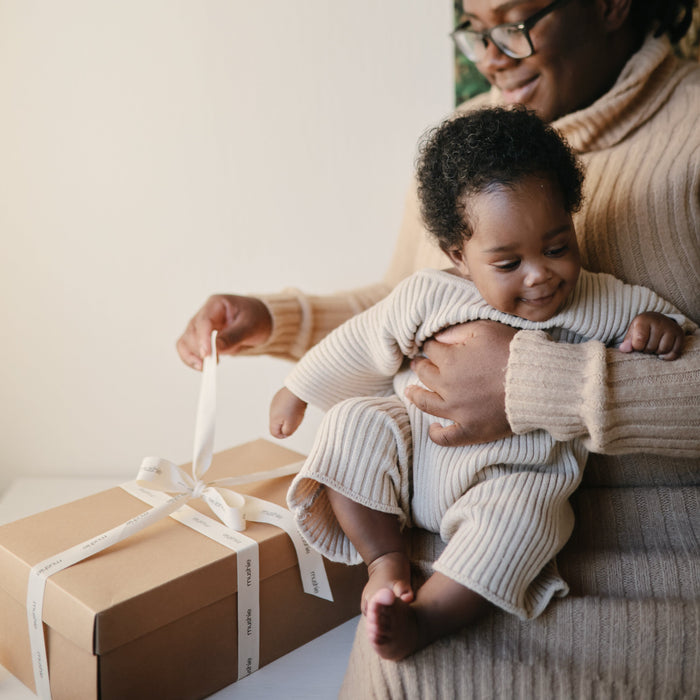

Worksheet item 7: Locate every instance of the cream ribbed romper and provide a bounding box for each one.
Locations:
[285,268,693,619]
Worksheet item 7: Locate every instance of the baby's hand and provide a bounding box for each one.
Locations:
[619,312,685,361]
[269,387,308,438]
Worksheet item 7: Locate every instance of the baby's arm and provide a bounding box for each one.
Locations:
[269,387,308,438]
[619,312,685,361]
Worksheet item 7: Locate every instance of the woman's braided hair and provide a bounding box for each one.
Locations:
[630,0,696,43]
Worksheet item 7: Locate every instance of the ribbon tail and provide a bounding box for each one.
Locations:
[244,495,334,602]
[209,460,304,490]
[192,330,218,480]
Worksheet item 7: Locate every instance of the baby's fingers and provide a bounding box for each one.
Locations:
[622,313,685,360]
[621,318,653,353]
[657,329,685,361]
[269,415,288,439]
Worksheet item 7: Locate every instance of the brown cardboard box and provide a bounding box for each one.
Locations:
[0,440,367,700]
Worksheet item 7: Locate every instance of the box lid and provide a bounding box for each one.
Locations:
[0,439,308,655]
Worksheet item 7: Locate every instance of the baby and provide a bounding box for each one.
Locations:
[270,107,694,661]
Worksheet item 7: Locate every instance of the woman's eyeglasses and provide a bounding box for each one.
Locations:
[451,0,574,62]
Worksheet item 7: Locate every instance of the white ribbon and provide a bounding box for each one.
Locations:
[26,331,332,699]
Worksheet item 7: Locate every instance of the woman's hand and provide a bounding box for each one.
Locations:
[176,294,273,370]
[405,320,516,447]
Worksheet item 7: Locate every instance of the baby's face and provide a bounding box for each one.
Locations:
[449,174,581,322]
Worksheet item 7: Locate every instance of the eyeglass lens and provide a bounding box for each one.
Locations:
[455,24,532,62]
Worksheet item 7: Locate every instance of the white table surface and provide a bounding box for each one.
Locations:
[0,477,360,699]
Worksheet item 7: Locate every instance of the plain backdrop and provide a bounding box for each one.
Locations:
[0,1,454,492]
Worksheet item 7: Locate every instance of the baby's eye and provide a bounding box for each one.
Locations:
[545,245,568,257]
[493,260,520,271]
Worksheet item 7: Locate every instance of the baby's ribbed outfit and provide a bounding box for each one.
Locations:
[285,268,693,619]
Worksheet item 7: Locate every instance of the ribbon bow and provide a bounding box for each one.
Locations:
[134,331,299,530]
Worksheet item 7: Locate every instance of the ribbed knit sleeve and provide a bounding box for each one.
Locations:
[282,271,485,408]
[240,282,391,362]
[551,270,697,344]
[506,329,700,456]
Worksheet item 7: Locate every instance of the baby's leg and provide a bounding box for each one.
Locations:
[365,571,490,661]
[326,488,413,614]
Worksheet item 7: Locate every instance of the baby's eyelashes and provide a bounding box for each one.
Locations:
[492,259,520,271]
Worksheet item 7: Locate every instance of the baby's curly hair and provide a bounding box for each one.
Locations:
[416,106,584,252]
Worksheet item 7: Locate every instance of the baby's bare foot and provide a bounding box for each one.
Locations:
[365,588,420,660]
[362,552,413,615]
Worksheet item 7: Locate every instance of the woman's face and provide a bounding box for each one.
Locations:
[461,0,616,122]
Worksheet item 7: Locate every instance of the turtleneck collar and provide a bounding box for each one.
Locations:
[486,34,690,154]
[554,34,679,153]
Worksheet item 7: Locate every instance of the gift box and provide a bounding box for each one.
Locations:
[0,439,367,700]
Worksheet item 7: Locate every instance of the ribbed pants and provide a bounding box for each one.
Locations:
[287,380,586,619]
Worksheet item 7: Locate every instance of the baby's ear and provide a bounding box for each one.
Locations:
[445,246,469,275]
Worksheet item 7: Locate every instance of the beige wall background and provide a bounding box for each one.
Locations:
[0,2,454,491]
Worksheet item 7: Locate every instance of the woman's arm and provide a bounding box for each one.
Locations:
[249,282,392,362]
[506,329,700,456]
[176,281,392,369]
[408,326,700,457]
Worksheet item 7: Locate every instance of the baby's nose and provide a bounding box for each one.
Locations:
[524,264,550,286]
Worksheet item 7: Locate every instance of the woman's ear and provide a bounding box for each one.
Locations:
[597,0,633,31]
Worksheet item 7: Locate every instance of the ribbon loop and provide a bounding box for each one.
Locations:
[201,486,247,531]
[136,456,192,494]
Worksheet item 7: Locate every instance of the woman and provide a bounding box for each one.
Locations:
[178,1,699,695]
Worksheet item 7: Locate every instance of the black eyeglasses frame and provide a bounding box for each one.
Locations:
[451,0,575,61]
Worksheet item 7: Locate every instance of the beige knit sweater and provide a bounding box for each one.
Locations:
[284,268,694,619]
[250,34,699,697]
